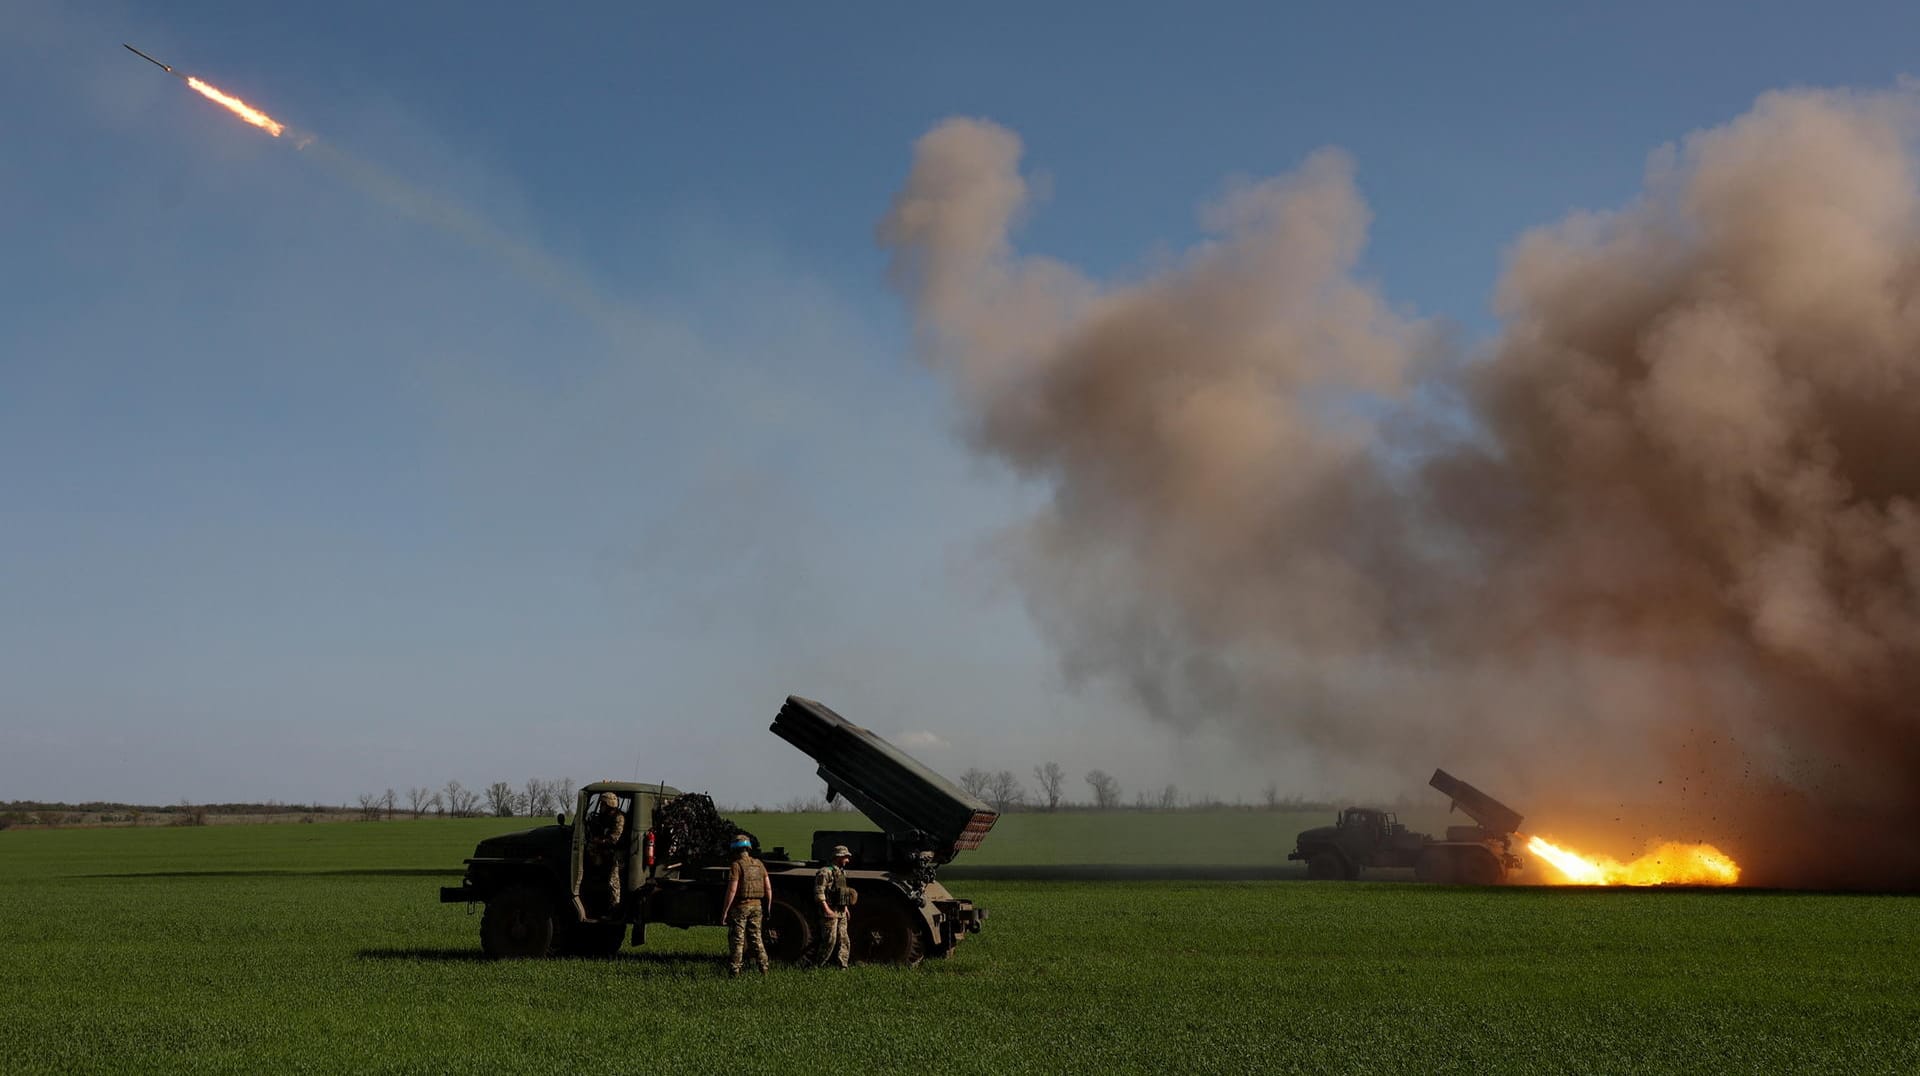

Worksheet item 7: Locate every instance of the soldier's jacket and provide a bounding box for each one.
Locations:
[730,855,769,900]
[814,864,856,910]
[586,811,625,862]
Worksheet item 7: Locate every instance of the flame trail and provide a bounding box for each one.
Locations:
[184,77,283,137]
[1527,836,1740,886]
[125,46,616,323]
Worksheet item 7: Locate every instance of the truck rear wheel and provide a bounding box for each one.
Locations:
[481,885,556,959]
[1306,851,1347,881]
[1414,848,1454,884]
[764,897,813,965]
[1454,847,1505,886]
[852,895,924,967]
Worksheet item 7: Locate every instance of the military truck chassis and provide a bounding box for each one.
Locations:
[439,697,996,966]
[441,852,983,964]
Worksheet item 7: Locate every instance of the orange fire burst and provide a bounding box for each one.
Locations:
[185,77,283,137]
[1527,836,1740,886]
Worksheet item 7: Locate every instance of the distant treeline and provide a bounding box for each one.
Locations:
[943,764,1360,815]
[0,800,360,830]
[3,800,350,815]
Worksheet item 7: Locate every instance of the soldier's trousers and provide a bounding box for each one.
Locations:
[728,903,768,971]
[589,862,621,909]
[817,911,851,969]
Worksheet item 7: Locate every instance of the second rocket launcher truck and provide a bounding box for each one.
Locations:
[1288,769,1525,884]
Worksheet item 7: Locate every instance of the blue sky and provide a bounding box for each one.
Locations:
[6,1,1919,806]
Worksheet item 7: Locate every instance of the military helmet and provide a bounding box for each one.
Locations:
[598,792,619,811]
[731,833,753,852]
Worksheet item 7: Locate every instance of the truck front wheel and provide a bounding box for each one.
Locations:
[481,886,556,959]
[1305,851,1347,881]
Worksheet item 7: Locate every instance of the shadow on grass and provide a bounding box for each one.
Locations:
[82,868,462,879]
[356,948,727,971]
[942,864,1305,882]
[358,947,494,963]
[937,865,1920,895]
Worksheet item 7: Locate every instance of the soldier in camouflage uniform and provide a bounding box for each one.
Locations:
[720,834,770,976]
[813,844,855,969]
[584,791,625,911]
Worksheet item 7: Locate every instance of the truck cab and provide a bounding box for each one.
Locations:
[1290,807,1431,879]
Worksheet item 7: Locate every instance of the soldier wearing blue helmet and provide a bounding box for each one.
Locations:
[720,833,769,976]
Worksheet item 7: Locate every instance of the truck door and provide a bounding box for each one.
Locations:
[572,791,636,917]
[569,791,591,901]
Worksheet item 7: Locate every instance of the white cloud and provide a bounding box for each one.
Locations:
[894,730,951,752]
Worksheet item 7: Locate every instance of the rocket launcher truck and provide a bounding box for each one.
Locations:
[439,696,998,964]
[1287,769,1525,884]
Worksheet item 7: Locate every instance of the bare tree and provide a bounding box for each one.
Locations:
[356,793,384,821]
[1033,762,1066,811]
[1157,783,1180,810]
[1262,781,1281,810]
[1085,769,1121,809]
[523,778,555,818]
[427,792,445,817]
[556,777,577,813]
[986,770,1026,812]
[408,787,431,818]
[484,781,517,818]
[382,788,397,821]
[442,780,480,818]
[959,768,992,800]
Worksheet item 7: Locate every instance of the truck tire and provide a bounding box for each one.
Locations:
[1306,851,1347,881]
[764,896,813,965]
[1414,847,1455,884]
[852,894,925,967]
[558,921,627,958]
[481,885,556,959]
[1454,847,1505,886]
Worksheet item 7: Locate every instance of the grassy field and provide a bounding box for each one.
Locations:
[3,816,1917,1073]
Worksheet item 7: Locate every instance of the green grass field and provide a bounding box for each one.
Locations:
[3,815,1917,1074]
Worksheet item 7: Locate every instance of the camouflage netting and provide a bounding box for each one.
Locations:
[653,793,750,865]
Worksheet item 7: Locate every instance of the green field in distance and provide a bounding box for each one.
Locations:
[2,815,1916,1073]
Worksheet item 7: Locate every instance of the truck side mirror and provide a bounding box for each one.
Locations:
[557,812,567,826]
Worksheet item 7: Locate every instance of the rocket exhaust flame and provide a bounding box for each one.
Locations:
[184,77,283,137]
[1527,836,1740,886]
[123,43,284,138]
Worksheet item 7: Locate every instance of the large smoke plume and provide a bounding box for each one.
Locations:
[880,88,1920,887]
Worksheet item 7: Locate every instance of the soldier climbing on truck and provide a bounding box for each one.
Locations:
[583,791,625,912]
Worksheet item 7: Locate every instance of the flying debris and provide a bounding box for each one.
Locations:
[122,43,177,76]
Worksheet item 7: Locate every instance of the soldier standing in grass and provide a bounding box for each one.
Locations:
[813,844,856,969]
[584,792,625,911]
[720,834,770,977]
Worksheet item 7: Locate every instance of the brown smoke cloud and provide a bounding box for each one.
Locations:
[881,88,1920,888]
